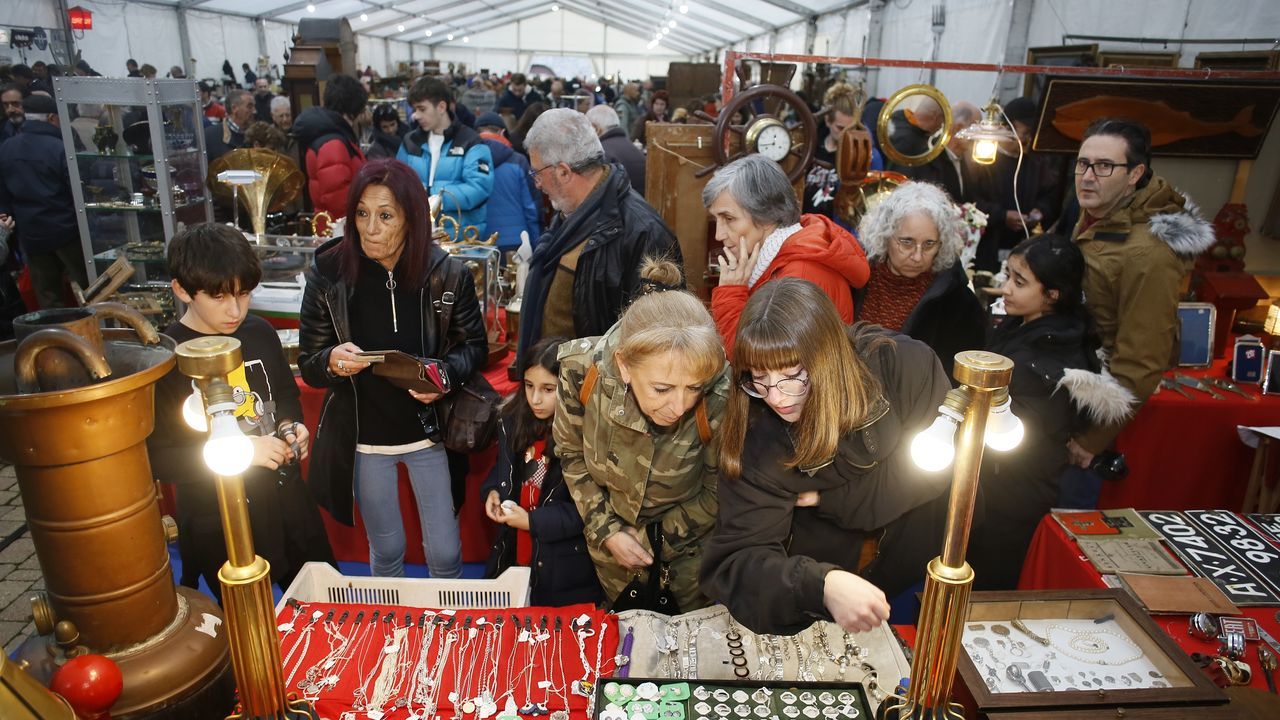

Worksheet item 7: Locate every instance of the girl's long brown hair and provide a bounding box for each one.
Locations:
[721,278,885,479]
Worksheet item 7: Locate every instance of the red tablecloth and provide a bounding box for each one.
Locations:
[297,352,519,565]
[1018,514,1278,692]
[1101,359,1280,511]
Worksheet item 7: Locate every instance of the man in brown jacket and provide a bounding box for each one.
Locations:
[1062,119,1213,506]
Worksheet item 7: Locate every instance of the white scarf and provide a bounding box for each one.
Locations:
[748,223,802,288]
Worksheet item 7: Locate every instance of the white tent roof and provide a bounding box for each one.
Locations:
[136,0,855,54]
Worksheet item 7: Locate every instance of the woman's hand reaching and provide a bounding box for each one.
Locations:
[823,569,890,633]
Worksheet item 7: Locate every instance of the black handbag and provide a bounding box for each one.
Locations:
[431,259,501,454]
[609,523,681,615]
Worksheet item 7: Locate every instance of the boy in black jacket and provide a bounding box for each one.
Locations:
[149,223,333,600]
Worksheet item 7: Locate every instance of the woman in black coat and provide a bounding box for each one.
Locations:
[700,279,952,636]
[482,337,601,606]
[967,235,1134,589]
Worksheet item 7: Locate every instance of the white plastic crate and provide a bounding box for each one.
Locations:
[276,562,531,614]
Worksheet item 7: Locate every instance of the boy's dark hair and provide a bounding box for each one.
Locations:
[10,64,32,81]
[323,74,369,117]
[509,73,528,86]
[408,77,451,107]
[167,223,262,296]
[1083,118,1153,189]
[503,336,566,453]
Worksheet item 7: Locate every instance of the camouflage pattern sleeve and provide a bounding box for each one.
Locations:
[553,341,625,551]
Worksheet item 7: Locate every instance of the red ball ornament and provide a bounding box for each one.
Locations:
[50,654,123,718]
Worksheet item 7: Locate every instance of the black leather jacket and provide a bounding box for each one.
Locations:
[298,238,488,525]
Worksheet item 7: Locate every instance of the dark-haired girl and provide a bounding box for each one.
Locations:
[968,234,1134,589]
[481,336,602,606]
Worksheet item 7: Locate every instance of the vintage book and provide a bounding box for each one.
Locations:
[1077,538,1187,576]
[1097,508,1162,539]
[1054,510,1120,536]
[1116,573,1241,615]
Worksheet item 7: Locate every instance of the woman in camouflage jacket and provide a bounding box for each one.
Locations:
[553,260,729,611]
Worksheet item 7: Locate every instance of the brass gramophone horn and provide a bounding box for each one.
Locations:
[208,149,305,237]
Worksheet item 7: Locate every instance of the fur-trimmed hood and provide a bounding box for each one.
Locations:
[1058,366,1137,427]
[1130,176,1216,259]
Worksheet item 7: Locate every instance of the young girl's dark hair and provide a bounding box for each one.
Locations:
[1008,233,1086,317]
[504,335,567,452]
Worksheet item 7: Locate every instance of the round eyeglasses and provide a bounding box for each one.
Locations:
[740,372,809,398]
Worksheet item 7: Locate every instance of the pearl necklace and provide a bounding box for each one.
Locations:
[1046,624,1143,666]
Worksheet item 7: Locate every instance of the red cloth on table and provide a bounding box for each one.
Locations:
[1100,357,1280,511]
[1018,514,1278,692]
[298,351,519,565]
[277,603,616,719]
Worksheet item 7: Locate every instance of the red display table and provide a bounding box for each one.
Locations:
[1102,360,1280,511]
[297,352,519,565]
[1018,514,1278,692]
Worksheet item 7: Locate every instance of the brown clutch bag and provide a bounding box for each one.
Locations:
[355,351,450,394]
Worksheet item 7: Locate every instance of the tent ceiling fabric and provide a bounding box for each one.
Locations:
[145,0,850,54]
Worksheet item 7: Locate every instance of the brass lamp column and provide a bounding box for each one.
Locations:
[879,350,1014,720]
[176,336,317,720]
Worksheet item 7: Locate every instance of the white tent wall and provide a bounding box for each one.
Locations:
[75,1,184,78]
[875,0,1010,107]
[263,20,296,71]
[186,10,264,82]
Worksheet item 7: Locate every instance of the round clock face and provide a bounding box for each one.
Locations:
[754,123,792,161]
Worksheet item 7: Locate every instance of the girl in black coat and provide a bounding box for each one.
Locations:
[968,234,1132,590]
[482,337,602,606]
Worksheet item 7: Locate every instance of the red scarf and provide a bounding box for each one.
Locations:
[860,262,935,331]
[516,439,547,566]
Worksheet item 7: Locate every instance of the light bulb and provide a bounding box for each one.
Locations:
[359,12,367,21]
[985,398,1025,451]
[662,27,670,35]
[306,4,315,12]
[552,3,559,10]
[681,4,689,14]
[910,411,960,471]
[182,390,208,431]
[669,20,677,29]
[447,33,454,40]
[463,36,469,43]
[972,138,998,165]
[397,23,405,32]
[203,413,254,476]
[426,30,432,37]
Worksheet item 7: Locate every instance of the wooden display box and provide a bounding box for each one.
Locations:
[956,590,1230,719]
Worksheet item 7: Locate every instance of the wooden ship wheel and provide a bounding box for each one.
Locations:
[693,83,818,183]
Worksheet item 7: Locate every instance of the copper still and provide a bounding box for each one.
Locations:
[0,304,233,718]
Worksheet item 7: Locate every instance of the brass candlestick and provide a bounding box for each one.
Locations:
[176,336,318,720]
[879,351,1015,720]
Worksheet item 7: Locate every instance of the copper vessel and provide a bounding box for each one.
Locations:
[0,308,232,718]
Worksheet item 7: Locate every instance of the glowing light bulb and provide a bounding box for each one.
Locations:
[359,12,367,21]
[446,33,454,40]
[463,36,469,43]
[181,390,207,431]
[669,20,677,29]
[662,27,670,35]
[972,138,998,165]
[910,410,960,472]
[985,397,1025,451]
[425,28,431,36]
[306,4,315,12]
[681,4,690,14]
[552,4,559,10]
[397,23,405,32]
[203,413,254,476]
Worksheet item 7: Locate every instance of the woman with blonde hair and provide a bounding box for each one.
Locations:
[555,258,728,611]
[701,278,952,635]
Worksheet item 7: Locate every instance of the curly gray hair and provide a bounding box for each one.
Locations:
[856,181,964,273]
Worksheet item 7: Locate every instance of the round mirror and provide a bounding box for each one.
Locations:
[877,84,953,168]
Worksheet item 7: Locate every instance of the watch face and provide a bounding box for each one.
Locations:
[755,123,792,161]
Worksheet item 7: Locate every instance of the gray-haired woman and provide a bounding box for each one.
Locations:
[854,181,985,378]
[705,155,869,357]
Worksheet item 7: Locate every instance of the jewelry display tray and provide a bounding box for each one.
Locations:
[956,590,1230,719]
[592,678,873,720]
[616,606,911,714]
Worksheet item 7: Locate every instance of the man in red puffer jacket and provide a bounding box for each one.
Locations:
[292,75,368,219]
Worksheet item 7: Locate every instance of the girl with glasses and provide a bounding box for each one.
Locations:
[701,278,952,635]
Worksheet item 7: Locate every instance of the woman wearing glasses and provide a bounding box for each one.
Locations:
[704,155,869,357]
[854,181,985,379]
[700,278,952,635]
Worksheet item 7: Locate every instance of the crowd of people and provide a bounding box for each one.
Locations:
[0,56,1215,634]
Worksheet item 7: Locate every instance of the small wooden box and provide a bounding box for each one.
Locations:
[956,590,1229,719]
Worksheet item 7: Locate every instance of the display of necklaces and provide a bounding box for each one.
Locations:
[275,602,619,719]
[960,617,1181,694]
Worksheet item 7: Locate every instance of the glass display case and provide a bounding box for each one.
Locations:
[53,76,213,286]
